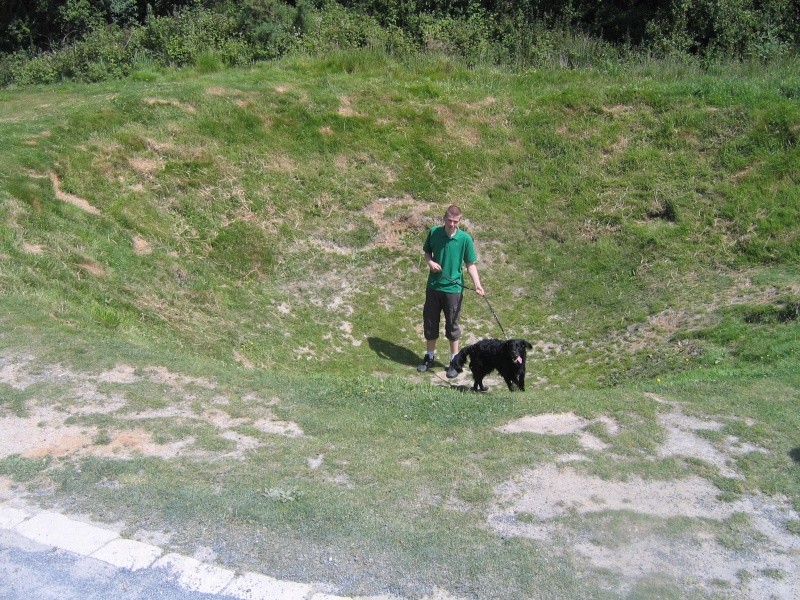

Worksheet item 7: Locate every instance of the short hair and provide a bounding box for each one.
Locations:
[444,204,462,219]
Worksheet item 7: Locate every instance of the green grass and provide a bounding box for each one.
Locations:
[1,50,799,598]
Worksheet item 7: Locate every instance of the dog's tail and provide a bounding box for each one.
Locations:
[450,346,471,374]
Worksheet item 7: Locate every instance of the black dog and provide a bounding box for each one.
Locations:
[450,339,533,392]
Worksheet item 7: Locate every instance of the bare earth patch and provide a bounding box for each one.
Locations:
[132,235,152,255]
[0,354,304,462]
[77,261,106,277]
[49,171,100,215]
[492,403,800,597]
[22,242,44,254]
[497,411,618,450]
[362,195,436,251]
[143,97,196,113]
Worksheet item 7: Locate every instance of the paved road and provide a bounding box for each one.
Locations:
[2,528,232,600]
[0,504,355,600]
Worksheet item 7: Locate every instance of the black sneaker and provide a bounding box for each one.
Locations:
[417,355,435,372]
[445,363,459,379]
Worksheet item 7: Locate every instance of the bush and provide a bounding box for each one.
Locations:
[1,4,258,87]
[491,12,555,67]
[58,25,139,82]
[235,0,307,60]
[415,11,495,66]
[5,51,61,86]
[300,3,394,54]
[645,0,799,61]
[5,24,144,85]
[141,5,254,68]
[2,0,798,88]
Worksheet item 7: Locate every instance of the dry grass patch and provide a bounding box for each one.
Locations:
[602,104,635,115]
[22,242,44,254]
[433,105,480,146]
[128,157,163,178]
[132,235,152,255]
[77,261,106,277]
[362,195,435,251]
[263,152,297,172]
[143,97,197,113]
[337,95,360,117]
[205,86,243,97]
[50,171,100,215]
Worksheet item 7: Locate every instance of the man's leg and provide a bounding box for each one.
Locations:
[449,339,459,357]
[419,289,441,372]
[443,292,463,377]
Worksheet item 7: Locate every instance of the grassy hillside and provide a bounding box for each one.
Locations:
[3,53,798,385]
[1,52,799,598]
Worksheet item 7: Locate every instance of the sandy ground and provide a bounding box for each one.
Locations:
[490,396,800,598]
[1,351,799,599]
[0,354,302,462]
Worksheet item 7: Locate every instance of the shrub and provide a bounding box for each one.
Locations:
[492,12,556,67]
[5,24,143,85]
[235,0,307,60]
[415,11,495,66]
[6,52,60,86]
[645,0,800,61]
[58,25,137,82]
[141,5,254,68]
[2,4,259,87]
[300,3,391,54]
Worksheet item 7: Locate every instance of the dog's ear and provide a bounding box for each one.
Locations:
[451,349,466,371]
[524,340,533,350]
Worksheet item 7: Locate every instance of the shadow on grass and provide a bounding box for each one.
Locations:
[451,384,480,393]
[367,337,420,367]
[366,337,483,395]
[789,448,800,463]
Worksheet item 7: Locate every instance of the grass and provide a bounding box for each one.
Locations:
[1,50,799,598]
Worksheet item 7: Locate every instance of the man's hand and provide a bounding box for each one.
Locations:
[466,263,483,296]
[428,260,442,273]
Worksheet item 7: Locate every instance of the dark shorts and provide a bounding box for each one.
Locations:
[423,288,464,341]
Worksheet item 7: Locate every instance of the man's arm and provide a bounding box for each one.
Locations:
[425,251,441,272]
[466,263,484,296]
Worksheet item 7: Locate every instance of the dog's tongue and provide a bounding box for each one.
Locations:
[514,356,523,364]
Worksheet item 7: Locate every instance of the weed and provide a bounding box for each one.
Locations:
[0,455,51,481]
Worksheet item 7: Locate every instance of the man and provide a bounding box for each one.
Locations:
[417,204,484,378]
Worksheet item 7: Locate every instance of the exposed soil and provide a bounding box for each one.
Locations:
[49,171,100,215]
[362,195,435,252]
[0,353,303,462]
[491,399,800,598]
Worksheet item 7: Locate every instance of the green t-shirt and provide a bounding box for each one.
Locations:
[424,226,478,293]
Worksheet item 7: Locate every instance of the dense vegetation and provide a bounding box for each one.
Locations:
[2,0,799,87]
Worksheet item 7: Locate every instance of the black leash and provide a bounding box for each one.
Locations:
[437,272,508,338]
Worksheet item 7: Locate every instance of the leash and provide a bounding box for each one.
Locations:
[436,272,508,338]
[432,370,459,388]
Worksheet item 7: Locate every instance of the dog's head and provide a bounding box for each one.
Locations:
[450,348,468,373]
[508,339,533,365]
